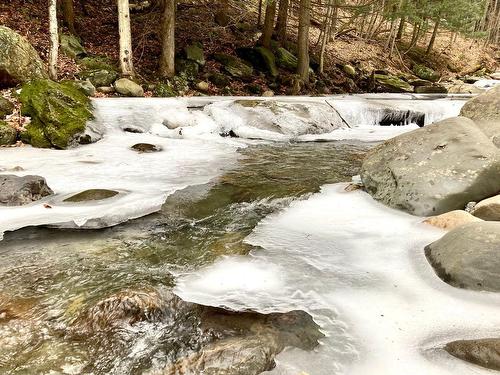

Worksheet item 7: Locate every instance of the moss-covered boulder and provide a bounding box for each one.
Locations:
[275,48,298,70]
[374,74,413,93]
[78,69,118,88]
[0,120,16,145]
[60,34,86,59]
[0,97,14,119]
[208,72,230,87]
[77,56,116,71]
[214,53,253,79]
[175,59,199,81]
[0,26,47,87]
[185,43,205,66]
[237,47,278,77]
[154,82,177,97]
[19,79,93,149]
[412,64,440,82]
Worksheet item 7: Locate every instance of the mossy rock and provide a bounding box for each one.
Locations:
[0,120,16,145]
[0,97,14,118]
[154,82,177,97]
[237,47,278,77]
[175,59,199,81]
[275,47,298,70]
[0,26,47,87]
[78,69,118,88]
[343,64,356,77]
[374,74,413,93]
[77,56,116,72]
[208,72,230,87]
[412,64,440,82]
[214,53,253,79]
[19,79,93,149]
[255,47,278,77]
[184,43,205,66]
[60,34,86,59]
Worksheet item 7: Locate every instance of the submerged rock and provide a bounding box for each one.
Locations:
[423,210,481,231]
[361,116,500,216]
[425,221,500,291]
[64,189,119,203]
[131,143,161,153]
[445,338,500,371]
[460,85,500,147]
[0,26,47,87]
[0,174,53,206]
[19,79,93,149]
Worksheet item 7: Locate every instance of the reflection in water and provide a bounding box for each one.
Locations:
[0,141,368,374]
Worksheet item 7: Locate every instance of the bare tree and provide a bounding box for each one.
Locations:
[49,0,58,80]
[159,0,176,78]
[117,0,135,77]
[61,0,76,35]
[262,0,277,48]
[274,0,290,43]
[297,0,311,82]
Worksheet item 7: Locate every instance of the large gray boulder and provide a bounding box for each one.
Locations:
[445,338,500,371]
[425,221,500,291]
[0,26,47,87]
[460,85,500,147]
[0,175,53,205]
[361,116,500,216]
[470,194,500,221]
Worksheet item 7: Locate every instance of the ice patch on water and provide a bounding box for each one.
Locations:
[474,79,500,89]
[176,183,500,375]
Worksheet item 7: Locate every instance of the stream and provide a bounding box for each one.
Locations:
[1,94,499,375]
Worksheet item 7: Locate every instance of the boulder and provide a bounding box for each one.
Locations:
[0,26,47,87]
[445,338,500,371]
[374,74,413,93]
[423,210,482,231]
[470,194,500,220]
[275,47,298,70]
[412,64,440,82]
[64,189,119,202]
[445,82,485,94]
[196,81,209,92]
[77,56,116,71]
[214,53,253,79]
[490,72,500,80]
[130,143,161,153]
[65,79,96,96]
[0,120,16,145]
[114,78,144,97]
[343,64,356,77]
[460,85,500,147]
[425,221,500,291]
[255,46,279,77]
[262,90,274,97]
[414,84,447,94]
[0,175,53,205]
[59,34,86,59]
[176,59,199,81]
[237,47,278,77]
[0,97,14,118]
[19,79,93,149]
[208,72,230,87]
[96,86,115,94]
[184,43,205,66]
[361,116,500,216]
[78,69,118,88]
[154,82,177,97]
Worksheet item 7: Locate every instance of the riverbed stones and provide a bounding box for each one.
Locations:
[445,338,500,371]
[361,116,500,216]
[0,175,53,205]
[114,78,144,97]
[423,210,481,231]
[131,143,161,153]
[460,84,500,147]
[412,64,440,82]
[425,221,500,291]
[470,194,500,221]
[64,189,119,203]
[19,79,93,149]
[0,26,47,87]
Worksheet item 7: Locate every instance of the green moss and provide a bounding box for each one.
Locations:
[77,56,116,72]
[0,119,17,145]
[412,64,440,82]
[20,79,93,149]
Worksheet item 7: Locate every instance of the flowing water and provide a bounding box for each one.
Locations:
[2,95,497,375]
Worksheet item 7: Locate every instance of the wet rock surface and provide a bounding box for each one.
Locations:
[470,194,500,221]
[0,174,53,205]
[63,189,119,203]
[131,143,162,153]
[423,210,482,231]
[361,116,500,216]
[425,221,500,291]
[445,338,500,371]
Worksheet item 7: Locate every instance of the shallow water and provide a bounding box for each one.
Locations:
[0,141,367,374]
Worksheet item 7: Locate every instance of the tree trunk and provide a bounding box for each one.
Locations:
[297,0,311,83]
[396,16,405,40]
[262,0,277,48]
[49,0,58,80]
[426,15,440,55]
[258,0,263,27]
[62,0,76,35]
[274,0,289,43]
[159,0,175,78]
[117,0,135,77]
[319,0,335,74]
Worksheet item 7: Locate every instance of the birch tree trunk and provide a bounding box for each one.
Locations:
[49,0,58,80]
[297,0,311,83]
[159,0,175,78]
[117,0,135,77]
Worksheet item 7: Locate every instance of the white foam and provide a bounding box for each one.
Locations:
[176,184,500,375]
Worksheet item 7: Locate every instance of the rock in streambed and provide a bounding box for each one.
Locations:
[0,175,53,206]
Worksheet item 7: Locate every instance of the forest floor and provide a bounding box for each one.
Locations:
[0,0,499,96]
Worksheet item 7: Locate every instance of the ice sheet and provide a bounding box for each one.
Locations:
[176,184,500,375]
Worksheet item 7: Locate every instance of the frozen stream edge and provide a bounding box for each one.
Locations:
[175,184,500,375]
